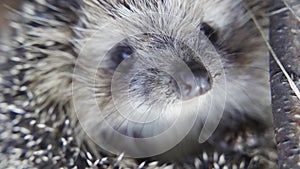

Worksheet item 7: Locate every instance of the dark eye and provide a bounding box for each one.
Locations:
[110,45,134,65]
[200,23,218,44]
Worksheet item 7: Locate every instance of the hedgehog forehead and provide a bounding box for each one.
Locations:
[78,0,222,75]
[124,34,201,64]
[81,0,205,39]
[125,34,174,51]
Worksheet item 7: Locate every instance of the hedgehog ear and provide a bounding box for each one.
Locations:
[200,23,218,44]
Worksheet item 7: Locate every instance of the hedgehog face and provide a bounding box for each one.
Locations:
[71,0,271,158]
[73,28,226,158]
[104,33,215,102]
[103,32,225,133]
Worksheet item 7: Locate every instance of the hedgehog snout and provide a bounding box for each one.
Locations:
[173,61,212,100]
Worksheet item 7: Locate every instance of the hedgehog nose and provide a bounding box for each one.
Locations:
[176,62,212,100]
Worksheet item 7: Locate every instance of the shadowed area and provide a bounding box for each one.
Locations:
[0,0,19,33]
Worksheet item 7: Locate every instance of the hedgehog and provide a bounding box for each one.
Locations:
[0,0,279,168]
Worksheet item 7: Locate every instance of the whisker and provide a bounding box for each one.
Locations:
[226,78,265,110]
[223,65,268,72]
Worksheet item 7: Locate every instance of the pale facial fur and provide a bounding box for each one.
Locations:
[70,0,272,159]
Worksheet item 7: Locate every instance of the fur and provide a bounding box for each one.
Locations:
[0,0,278,168]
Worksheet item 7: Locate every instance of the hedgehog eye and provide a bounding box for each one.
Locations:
[200,23,218,44]
[111,45,134,65]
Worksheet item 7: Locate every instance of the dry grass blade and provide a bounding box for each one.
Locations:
[245,2,300,101]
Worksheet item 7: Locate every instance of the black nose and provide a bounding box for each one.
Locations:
[175,61,212,100]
